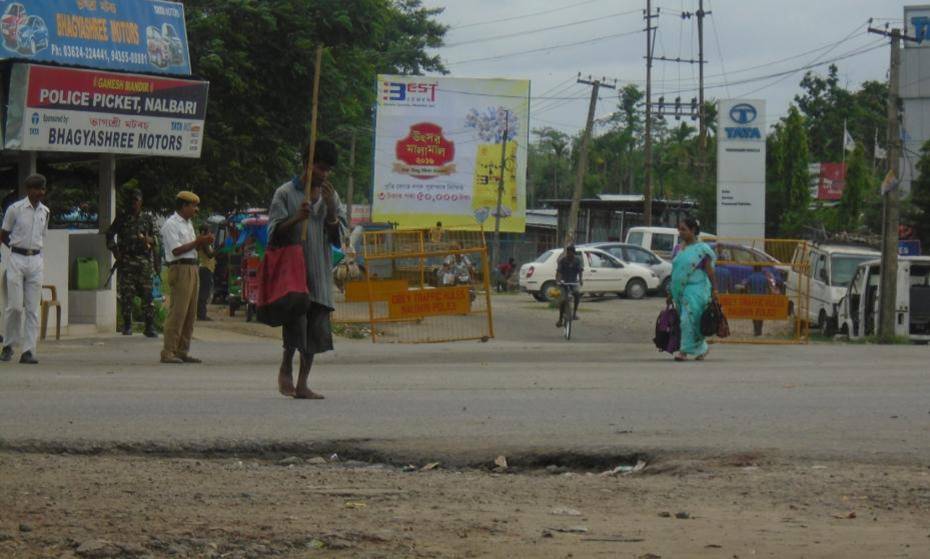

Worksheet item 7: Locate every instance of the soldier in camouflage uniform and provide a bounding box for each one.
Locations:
[105,189,159,337]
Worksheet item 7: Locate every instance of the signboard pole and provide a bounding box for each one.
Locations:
[492,111,509,266]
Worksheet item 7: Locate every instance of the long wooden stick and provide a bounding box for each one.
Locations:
[302,45,325,241]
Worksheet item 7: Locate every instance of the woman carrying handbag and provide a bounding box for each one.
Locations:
[668,217,718,362]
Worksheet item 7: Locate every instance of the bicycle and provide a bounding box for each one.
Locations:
[558,281,580,340]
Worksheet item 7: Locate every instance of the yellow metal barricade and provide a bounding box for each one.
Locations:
[710,238,810,344]
[334,229,493,343]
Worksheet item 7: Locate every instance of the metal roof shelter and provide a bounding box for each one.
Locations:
[541,194,696,244]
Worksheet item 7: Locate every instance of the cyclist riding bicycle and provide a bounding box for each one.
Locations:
[555,245,584,328]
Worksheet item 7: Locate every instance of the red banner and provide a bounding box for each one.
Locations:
[817,162,846,201]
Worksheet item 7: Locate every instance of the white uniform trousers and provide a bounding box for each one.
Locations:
[3,252,43,354]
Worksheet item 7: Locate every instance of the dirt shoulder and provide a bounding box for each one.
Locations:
[2,452,928,558]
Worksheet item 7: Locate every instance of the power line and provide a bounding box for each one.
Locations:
[446,28,644,66]
[653,39,886,97]
[443,9,641,48]
[707,1,730,98]
[448,0,607,30]
[736,21,869,98]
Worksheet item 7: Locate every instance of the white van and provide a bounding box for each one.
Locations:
[786,243,880,333]
[837,256,930,343]
[624,226,715,259]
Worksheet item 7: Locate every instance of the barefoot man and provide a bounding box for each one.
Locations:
[267,141,344,399]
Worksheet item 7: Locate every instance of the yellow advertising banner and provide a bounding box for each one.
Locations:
[388,287,471,319]
[372,75,529,232]
[718,294,790,320]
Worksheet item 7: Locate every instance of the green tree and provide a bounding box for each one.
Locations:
[531,127,572,199]
[837,146,871,232]
[767,106,811,236]
[120,0,447,212]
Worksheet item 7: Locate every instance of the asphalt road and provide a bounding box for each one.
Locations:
[1,294,928,466]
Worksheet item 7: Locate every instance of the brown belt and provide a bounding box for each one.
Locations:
[168,258,198,266]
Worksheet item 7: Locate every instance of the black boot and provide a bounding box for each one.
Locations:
[121,316,132,336]
[143,318,157,338]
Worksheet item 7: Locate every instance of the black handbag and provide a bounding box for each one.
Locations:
[701,298,729,338]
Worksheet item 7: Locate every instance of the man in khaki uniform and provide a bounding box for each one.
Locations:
[160,191,213,364]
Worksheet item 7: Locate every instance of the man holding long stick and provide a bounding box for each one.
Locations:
[267,141,344,399]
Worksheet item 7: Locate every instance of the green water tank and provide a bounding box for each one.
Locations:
[75,257,99,290]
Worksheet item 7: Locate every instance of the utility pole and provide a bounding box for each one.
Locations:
[492,110,510,267]
[868,21,915,342]
[643,1,658,225]
[567,75,615,244]
[697,0,708,191]
[656,6,710,197]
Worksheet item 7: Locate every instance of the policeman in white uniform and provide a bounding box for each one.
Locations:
[1,174,50,364]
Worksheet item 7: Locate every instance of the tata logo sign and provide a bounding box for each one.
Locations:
[730,104,757,124]
[913,16,930,44]
[725,103,762,140]
[382,81,438,106]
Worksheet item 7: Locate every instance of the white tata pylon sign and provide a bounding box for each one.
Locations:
[716,99,766,239]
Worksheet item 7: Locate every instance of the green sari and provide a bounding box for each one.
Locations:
[670,242,716,355]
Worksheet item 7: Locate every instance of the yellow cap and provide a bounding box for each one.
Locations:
[176,191,200,204]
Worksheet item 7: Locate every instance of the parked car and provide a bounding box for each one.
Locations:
[519,247,661,302]
[709,241,788,294]
[1,3,26,48]
[161,23,184,65]
[625,226,715,259]
[581,242,672,294]
[15,14,47,55]
[837,256,930,343]
[146,25,169,68]
[786,242,880,334]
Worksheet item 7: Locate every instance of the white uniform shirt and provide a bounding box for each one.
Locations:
[161,212,196,263]
[2,197,49,251]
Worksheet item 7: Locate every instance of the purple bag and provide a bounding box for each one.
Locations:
[653,303,680,354]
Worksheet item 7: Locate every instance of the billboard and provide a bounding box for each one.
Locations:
[0,0,191,75]
[816,162,846,201]
[717,99,766,238]
[5,64,208,158]
[372,76,530,232]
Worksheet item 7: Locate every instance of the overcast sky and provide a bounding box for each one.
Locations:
[422,0,910,136]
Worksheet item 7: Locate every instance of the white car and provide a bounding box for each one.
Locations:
[519,247,661,301]
[625,226,716,259]
[581,242,672,294]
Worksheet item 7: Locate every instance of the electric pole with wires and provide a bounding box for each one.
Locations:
[643,0,658,226]
[567,75,616,244]
[867,21,917,342]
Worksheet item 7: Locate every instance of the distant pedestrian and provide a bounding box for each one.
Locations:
[496,257,515,292]
[745,265,774,337]
[105,188,159,337]
[669,217,717,361]
[429,221,444,244]
[196,225,216,321]
[160,191,214,364]
[0,175,49,364]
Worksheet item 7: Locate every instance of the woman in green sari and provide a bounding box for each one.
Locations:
[669,218,717,361]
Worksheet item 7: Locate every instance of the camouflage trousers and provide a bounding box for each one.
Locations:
[118,261,155,323]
